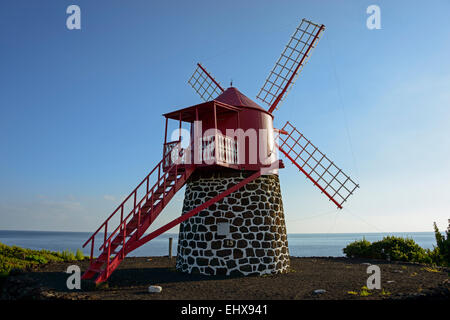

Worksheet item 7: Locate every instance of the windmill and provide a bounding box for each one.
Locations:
[82,18,359,283]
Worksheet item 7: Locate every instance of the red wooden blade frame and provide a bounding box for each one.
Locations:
[188,63,224,101]
[276,121,359,209]
[257,19,325,113]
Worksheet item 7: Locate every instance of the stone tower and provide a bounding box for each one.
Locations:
[176,169,290,276]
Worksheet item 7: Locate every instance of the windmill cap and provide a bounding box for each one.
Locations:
[215,87,266,112]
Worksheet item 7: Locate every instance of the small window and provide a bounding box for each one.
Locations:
[217,222,230,237]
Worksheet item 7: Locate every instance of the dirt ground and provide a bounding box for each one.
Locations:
[1,256,449,300]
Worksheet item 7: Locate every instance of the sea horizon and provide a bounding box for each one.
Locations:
[0,230,438,258]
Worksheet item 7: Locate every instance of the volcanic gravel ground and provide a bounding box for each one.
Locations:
[1,256,449,300]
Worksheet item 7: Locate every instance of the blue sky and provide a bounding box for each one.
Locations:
[0,0,449,234]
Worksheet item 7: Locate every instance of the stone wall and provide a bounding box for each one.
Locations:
[176,169,290,276]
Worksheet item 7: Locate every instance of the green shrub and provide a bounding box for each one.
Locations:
[58,249,76,261]
[431,222,450,266]
[25,254,48,264]
[343,238,372,258]
[370,236,430,263]
[343,234,437,265]
[75,249,85,261]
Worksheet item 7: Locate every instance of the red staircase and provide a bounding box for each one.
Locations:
[82,139,268,284]
[82,146,194,283]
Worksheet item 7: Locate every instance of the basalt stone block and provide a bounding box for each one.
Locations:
[237,240,247,248]
[264,233,274,241]
[225,212,234,218]
[197,258,209,266]
[204,250,213,257]
[226,260,237,269]
[263,257,272,264]
[239,226,249,233]
[197,241,207,249]
[176,169,289,276]
[244,233,255,240]
[240,264,252,273]
[205,233,213,241]
[205,217,215,225]
[216,268,227,275]
[211,240,222,250]
[262,242,270,248]
[253,217,263,225]
[232,233,242,240]
[209,258,219,266]
[251,241,261,248]
[255,249,265,257]
[233,217,243,226]
[258,264,267,271]
[233,249,244,259]
[243,212,253,219]
[205,267,215,275]
[217,249,232,257]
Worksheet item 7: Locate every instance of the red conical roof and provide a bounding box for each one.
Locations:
[214,87,266,111]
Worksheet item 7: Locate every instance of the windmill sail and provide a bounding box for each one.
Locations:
[276,121,358,209]
[188,63,224,101]
[257,19,325,113]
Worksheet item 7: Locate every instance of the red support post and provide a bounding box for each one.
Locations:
[122,224,125,259]
[104,224,107,247]
[107,240,111,278]
[90,238,94,263]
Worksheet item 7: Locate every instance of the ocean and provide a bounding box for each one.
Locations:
[0,230,437,258]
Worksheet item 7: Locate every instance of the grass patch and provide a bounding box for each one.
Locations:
[422,267,440,273]
[360,290,371,297]
[380,289,391,296]
[0,242,86,279]
[359,285,372,297]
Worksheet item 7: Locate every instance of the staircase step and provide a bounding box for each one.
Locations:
[88,267,104,274]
